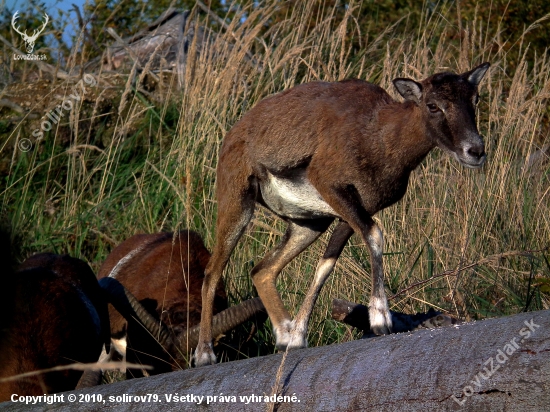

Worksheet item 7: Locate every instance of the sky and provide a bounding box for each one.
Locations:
[4,0,86,14]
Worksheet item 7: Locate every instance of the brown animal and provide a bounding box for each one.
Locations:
[195,63,490,366]
[97,230,264,377]
[0,253,110,400]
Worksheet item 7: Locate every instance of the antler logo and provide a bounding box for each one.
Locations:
[11,11,49,54]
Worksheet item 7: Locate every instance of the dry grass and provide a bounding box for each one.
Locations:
[1,0,549,358]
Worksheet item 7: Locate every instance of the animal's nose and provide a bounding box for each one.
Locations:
[467,145,486,160]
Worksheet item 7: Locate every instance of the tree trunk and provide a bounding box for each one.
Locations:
[4,310,550,411]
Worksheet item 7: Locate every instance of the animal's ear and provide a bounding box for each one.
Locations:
[393,78,423,104]
[463,62,490,87]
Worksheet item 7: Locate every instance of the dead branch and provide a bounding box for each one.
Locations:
[332,298,458,336]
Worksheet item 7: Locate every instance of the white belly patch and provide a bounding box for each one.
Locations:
[259,170,337,219]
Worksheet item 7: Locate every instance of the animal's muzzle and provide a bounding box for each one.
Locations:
[460,139,486,168]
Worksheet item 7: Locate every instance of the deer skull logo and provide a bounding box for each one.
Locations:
[11,11,49,54]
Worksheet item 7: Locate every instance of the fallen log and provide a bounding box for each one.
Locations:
[3,310,550,411]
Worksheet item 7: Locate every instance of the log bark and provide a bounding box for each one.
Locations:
[3,310,550,411]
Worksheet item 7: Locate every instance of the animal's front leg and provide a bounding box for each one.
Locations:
[364,220,392,335]
[312,183,393,336]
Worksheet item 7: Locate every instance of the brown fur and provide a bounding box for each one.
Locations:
[98,230,227,375]
[195,64,490,366]
[0,254,109,400]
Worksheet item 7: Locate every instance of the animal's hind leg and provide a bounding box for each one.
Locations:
[288,221,353,349]
[194,174,256,367]
[251,218,332,351]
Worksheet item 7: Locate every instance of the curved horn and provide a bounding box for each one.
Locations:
[98,277,173,347]
[76,368,102,389]
[176,297,266,349]
[99,277,266,351]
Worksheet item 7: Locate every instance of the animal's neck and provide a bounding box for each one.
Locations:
[378,101,435,172]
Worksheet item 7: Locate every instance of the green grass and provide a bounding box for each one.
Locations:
[1,0,549,367]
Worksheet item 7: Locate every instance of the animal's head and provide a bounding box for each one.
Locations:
[393,63,490,168]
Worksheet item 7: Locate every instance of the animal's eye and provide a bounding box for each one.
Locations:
[427,103,440,113]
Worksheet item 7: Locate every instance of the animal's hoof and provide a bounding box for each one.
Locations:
[287,338,308,350]
[275,338,307,352]
[274,320,307,351]
[369,300,393,335]
[371,324,392,336]
[193,343,216,367]
[286,331,308,350]
[275,343,287,352]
